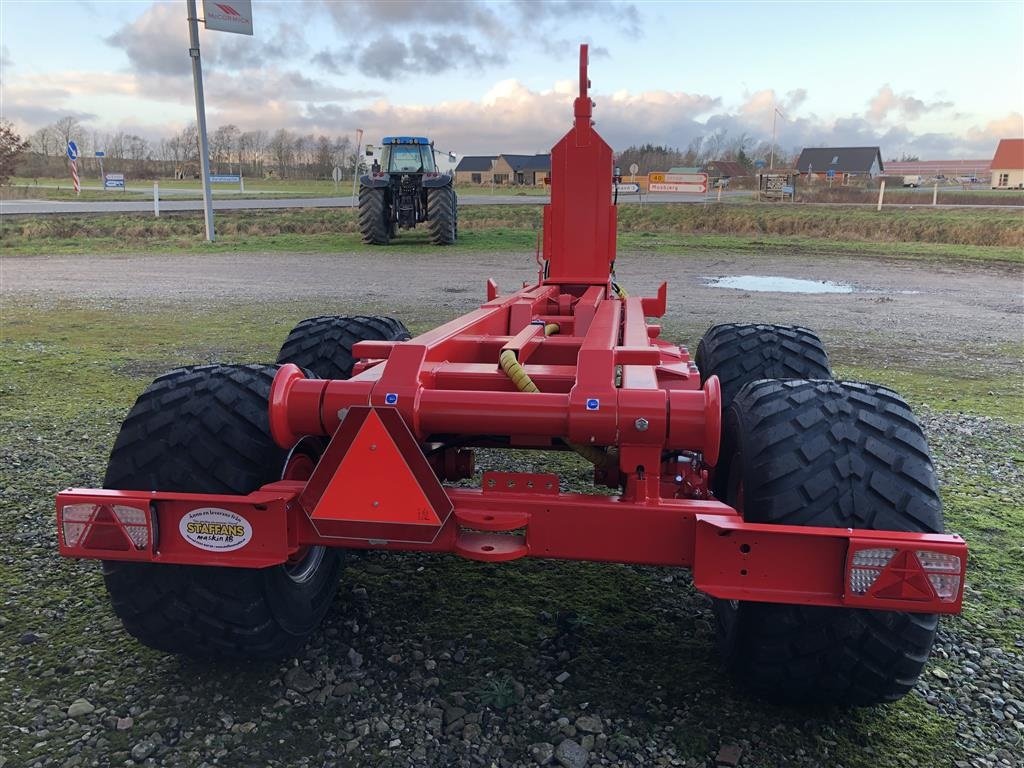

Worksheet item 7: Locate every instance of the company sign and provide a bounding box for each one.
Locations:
[103,173,125,190]
[209,174,241,183]
[202,0,253,35]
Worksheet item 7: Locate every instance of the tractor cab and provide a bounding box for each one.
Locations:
[381,136,436,175]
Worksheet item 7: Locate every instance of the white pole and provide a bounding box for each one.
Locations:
[876,180,886,211]
[186,0,215,241]
[154,182,160,217]
[351,128,363,207]
[932,182,938,206]
[240,174,244,193]
[770,110,776,171]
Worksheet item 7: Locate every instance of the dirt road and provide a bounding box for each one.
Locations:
[5,248,1021,372]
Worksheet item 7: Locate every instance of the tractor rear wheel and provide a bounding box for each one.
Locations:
[695,323,832,411]
[277,315,411,381]
[358,185,391,245]
[712,379,943,705]
[427,185,457,245]
[102,364,342,658]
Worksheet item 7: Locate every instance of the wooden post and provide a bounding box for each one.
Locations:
[153,182,160,218]
[932,183,938,206]
[876,180,886,211]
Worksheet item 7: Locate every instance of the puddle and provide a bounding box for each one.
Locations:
[703,275,853,294]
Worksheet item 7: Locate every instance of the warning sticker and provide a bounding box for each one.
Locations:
[179,508,252,552]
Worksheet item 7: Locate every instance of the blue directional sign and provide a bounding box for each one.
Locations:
[826,168,836,179]
[66,141,79,160]
[94,151,105,158]
[754,160,767,169]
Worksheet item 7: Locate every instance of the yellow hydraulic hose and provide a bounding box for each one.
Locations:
[500,323,610,468]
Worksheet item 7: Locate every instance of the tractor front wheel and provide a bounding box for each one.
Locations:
[358,185,391,245]
[102,364,342,659]
[277,315,411,380]
[427,185,457,245]
[712,379,943,705]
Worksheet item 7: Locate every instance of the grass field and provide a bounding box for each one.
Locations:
[1,176,548,202]
[3,203,1023,263]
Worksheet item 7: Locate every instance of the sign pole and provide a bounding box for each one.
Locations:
[351,128,363,207]
[186,0,215,242]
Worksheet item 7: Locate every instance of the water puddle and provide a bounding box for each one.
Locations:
[703,275,854,294]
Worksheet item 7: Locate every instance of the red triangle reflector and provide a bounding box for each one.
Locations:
[300,407,452,543]
[872,551,934,601]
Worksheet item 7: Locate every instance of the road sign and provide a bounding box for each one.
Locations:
[66,141,78,161]
[332,166,343,183]
[826,169,836,179]
[104,173,125,190]
[629,163,639,175]
[94,150,105,158]
[649,182,707,193]
[617,183,641,194]
[209,174,241,183]
[202,0,253,35]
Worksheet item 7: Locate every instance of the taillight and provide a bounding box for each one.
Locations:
[915,550,962,602]
[61,503,152,551]
[849,547,897,594]
[847,545,963,604]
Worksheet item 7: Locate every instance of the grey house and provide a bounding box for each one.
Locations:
[795,147,884,180]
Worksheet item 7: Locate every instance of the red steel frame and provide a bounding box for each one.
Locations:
[56,45,967,615]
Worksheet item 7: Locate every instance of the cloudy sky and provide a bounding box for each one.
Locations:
[2,0,1022,159]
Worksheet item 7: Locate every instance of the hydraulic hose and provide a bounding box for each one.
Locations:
[500,323,611,468]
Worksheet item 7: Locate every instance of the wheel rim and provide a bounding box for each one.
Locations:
[281,438,327,584]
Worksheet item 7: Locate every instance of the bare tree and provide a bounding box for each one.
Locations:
[210,124,239,172]
[0,120,31,184]
[30,127,55,157]
[52,116,83,153]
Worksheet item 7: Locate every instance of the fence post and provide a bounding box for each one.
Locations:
[932,182,938,206]
[876,180,886,211]
[153,182,160,218]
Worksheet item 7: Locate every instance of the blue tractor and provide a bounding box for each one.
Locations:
[358,136,457,246]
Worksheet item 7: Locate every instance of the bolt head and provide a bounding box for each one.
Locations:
[634,417,649,432]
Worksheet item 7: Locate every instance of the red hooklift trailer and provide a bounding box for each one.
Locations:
[57,46,966,706]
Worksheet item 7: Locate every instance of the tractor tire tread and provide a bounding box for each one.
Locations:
[102,364,341,659]
[276,315,411,380]
[695,323,832,411]
[358,185,390,245]
[427,185,457,245]
[716,379,943,706]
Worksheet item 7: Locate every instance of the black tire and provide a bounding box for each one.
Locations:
[712,379,943,706]
[695,322,832,495]
[276,315,411,381]
[695,323,832,412]
[102,364,342,659]
[358,185,391,245]
[427,185,457,245]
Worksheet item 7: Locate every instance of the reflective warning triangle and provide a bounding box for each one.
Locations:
[301,407,452,543]
[871,550,934,601]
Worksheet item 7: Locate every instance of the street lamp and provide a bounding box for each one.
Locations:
[770,105,786,171]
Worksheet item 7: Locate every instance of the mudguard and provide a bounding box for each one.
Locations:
[421,172,454,189]
[359,174,390,189]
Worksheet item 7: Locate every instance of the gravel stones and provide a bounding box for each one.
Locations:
[66,699,94,718]
[282,666,317,694]
[554,738,589,768]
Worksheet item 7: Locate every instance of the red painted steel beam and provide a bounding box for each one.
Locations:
[56,486,967,613]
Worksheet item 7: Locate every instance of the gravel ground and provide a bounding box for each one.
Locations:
[2,248,1023,767]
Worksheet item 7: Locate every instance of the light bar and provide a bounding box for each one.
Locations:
[848,547,897,594]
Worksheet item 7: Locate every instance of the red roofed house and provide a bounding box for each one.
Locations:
[990,138,1024,189]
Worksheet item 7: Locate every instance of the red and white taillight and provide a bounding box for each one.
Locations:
[59,502,154,555]
[846,543,965,607]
